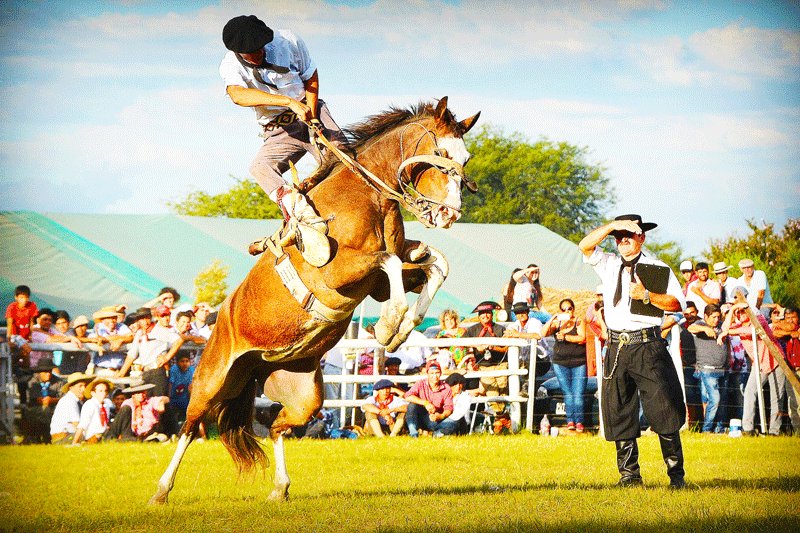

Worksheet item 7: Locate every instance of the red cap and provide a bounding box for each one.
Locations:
[153,305,171,317]
[426,361,442,372]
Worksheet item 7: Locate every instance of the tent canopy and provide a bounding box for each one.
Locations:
[1,211,599,324]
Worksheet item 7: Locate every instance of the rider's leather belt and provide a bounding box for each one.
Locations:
[609,326,661,345]
[263,110,299,132]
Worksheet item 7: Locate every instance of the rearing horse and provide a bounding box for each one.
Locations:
[149,97,479,504]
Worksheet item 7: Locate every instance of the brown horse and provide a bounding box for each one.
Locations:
[149,97,479,504]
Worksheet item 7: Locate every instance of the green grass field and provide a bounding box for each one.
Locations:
[1,432,799,532]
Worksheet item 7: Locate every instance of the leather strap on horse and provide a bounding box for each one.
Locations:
[264,234,350,323]
[304,120,464,228]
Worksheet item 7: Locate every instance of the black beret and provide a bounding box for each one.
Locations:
[223,15,274,53]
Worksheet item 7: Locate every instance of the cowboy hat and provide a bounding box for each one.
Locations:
[60,372,94,394]
[613,214,657,232]
[472,301,501,314]
[92,306,118,321]
[122,382,156,395]
[84,377,114,399]
[32,357,57,373]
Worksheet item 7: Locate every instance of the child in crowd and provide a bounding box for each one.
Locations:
[169,353,195,430]
[73,377,114,444]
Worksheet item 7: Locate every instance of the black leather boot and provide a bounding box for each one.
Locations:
[615,439,643,486]
[658,432,686,489]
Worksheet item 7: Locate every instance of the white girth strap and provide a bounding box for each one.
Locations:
[266,235,350,323]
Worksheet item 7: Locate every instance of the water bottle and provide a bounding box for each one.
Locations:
[540,414,550,436]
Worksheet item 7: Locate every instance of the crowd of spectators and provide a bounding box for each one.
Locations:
[4,253,799,443]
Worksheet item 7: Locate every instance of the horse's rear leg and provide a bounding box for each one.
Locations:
[264,363,324,501]
[149,359,227,504]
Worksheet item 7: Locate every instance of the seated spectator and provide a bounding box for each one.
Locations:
[404,361,457,437]
[361,379,407,437]
[445,373,471,435]
[109,388,126,421]
[435,309,468,369]
[503,302,543,366]
[464,301,508,412]
[685,262,721,316]
[117,305,183,396]
[89,306,133,373]
[687,304,729,433]
[542,298,587,432]
[723,298,786,436]
[49,372,93,444]
[106,382,170,442]
[169,352,195,431]
[20,357,61,444]
[73,377,113,444]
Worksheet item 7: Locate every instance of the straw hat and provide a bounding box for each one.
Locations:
[60,372,94,394]
[84,377,114,399]
[92,306,119,321]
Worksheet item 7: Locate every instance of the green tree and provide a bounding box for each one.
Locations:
[193,259,229,307]
[461,126,615,242]
[705,218,799,308]
[170,176,281,219]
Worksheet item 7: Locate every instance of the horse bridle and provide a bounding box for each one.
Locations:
[305,119,472,228]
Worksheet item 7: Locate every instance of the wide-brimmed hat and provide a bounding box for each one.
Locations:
[122,382,156,395]
[32,357,57,373]
[84,377,114,399]
[712,261,730,274]
[472,301,501,314]
[373,379,394,391]
[679,260,693,272]
[223,15,274,53]
[738,258,755,268]
[613,214,657,232]
[60,372,94,393]
[72,315,89,328]
[92,306,118,321]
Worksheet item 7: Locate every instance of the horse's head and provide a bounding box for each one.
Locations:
[398,96,480,229]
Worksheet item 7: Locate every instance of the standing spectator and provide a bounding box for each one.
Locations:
[117,305,183,396]
[685,262,721,316]
[579,214,687,489]
[361,379,407,437]
[89,306,133,373]
[445,372,472,435]
[712,262,741,307]
[465,301,508,411]
[57,315,92,375]
[20,358,61,444]
[771,306,800,434]
[512,264,544,311]
[5,284,38,348]
[192,302,215,340]
[106,382,170,442]
[49,372,93,444]
[542,298,588,432]
[72,377,113,444]
[169,352,196,432]
[144,287,181,318]
[404,362,457,437]
[434,309,468,369]
[27,308,58,371]
[736,259,772,312]
[687,304,729,433]
[679,260,696,295]
[503,302,543,367]
[174,310,207,345]
[723,299,785,436]
[500,268,522,318]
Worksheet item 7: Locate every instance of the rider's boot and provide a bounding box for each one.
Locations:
[249,186,330,267]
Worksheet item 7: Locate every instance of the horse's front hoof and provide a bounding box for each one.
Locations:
[268,488,289,502]
[374,319,394,346]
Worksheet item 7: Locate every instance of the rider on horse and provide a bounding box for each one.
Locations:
[219,15,348,266]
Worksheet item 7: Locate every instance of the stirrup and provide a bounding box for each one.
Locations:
[248,236,269,256]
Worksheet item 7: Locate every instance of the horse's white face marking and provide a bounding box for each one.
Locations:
[438,136,470,166]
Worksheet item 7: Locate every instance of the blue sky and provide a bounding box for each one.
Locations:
[1,0,798,257]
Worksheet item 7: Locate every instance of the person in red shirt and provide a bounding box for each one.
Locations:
[5,285,38,404]
[404,361,457,437]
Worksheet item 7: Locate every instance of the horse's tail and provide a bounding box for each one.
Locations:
[216,376,268,474]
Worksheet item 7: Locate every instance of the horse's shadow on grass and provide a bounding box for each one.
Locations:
[294,474,800,501]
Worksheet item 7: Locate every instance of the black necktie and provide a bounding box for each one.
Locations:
[613,254,641,307]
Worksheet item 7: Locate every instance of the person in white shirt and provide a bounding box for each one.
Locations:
[579,213,687,490]
[736,258,772,311]
[361,379,407,437]
[445,373,472,435]
[685,261,721,316]
[503,302,543,366]
[712,261,742,308]
[49,372,93,444]
[73,377,113,444]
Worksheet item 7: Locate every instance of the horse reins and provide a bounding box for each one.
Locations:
[303,119,466,228]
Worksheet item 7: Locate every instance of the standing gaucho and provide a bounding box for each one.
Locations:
[219,15,348,265]
[579,214,688,489]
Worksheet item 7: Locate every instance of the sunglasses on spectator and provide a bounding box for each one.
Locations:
[561,306,574,312]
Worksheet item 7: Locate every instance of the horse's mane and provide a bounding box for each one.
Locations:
[302,100,457,191]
